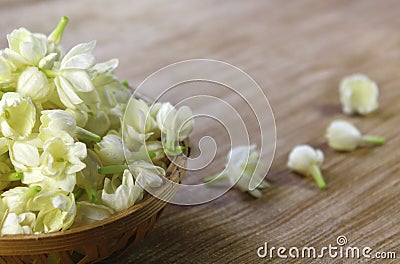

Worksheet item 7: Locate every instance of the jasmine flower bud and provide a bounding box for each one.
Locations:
[326,120,385,151]
[0,92,36,140]
[17,67,53,103]
[287,145,326,189]
[339,74,379,115]
[94,134,125,166]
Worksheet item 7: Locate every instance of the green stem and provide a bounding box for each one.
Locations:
[131,150,156,160]
[7,172,22,181]
[75,127,102,143]
[49,16,69,45]
[309,165,326,190]
[203,174,227,184]
[25,185,42,198]
[98,165,128,175]
[121,80,129,88]
[86,188,97,203]
[41,69,58,78]
[73,188,84,201]
[361,135,386,145]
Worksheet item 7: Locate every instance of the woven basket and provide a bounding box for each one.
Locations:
[0,142,189,264]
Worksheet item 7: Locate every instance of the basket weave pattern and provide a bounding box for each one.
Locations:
[0,147,188,264]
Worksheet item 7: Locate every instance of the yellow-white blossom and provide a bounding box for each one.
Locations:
[38,137,87,192]
[17,67,53,103]
[0,52,17,91]
[94,134,125,166]
[1,212,36,235]
[73,201,114,228]
[204,145,269,198]
[156,103,193,155]
[65,108,88,127]
[101,169,143,212]
[0,92,36,140]
[339,74,379,115]
[84,110,110,137]
[124,99,156,151]
[76,150,105,203]
[2,186,42,214]
[129,161,165,189]
[30,190,76,232]
[53,41,99,111]
[287,145,326,189]
[40,110,101,143]
[326,120,385,151]
[4,27,47,68]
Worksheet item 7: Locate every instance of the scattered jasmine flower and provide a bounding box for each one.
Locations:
[204,145,269,198]
[326,120,385,151]
[287,145,326,189]
[339,73,379,115]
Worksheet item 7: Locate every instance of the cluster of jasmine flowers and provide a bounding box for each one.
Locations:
[288,74,385,189]
[0,17,193,234]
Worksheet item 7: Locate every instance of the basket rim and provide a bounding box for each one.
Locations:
[0,140,188,242]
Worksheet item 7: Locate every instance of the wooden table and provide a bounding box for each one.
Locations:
[1,0,399,263]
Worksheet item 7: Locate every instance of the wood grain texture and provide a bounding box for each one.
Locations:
[0,0,399,263]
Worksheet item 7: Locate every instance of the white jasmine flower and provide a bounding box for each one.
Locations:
[1,212,36,235]
[76,150,105,203]
[94,134,125,166]
[0,53,17,91]
[156,103,193,155]
[339,74,379,115]
[2,186,42,214]
[52,41,99,111]
[129,161,165,189]
[21,137,87,192]
[65,108,88,127]
[40,110,101,143]
[287,145,326,189]
[101,169,143,212]
[72,201,114,228]
[0,92,36,140]
[9,138,41,172]
[17,67,53,103]
[4,27,47,67]
[204,145,269,198]
[326,120,385,151]
[84,110,111,137]
[124,99,156,151]
[31,191,76,232]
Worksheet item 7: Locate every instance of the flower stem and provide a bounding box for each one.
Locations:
[98,165,128,175]
[361,135,386,145]
[203,174,227,184]
[73,188,84,200]
[25,185,42,198]
[121,80,129,88]
[129,150,156,160]
[49,16,69,45]
[7,172,22,181]
[310,165,326,189]
[86,188,97,203]
[75,127,102,143]
[41,69,58,78]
